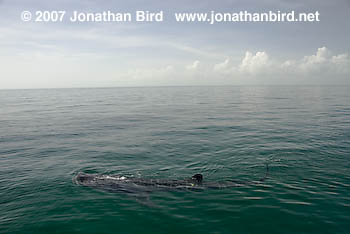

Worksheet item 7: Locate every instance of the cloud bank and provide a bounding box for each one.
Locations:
[126,47,349,85]
[211,47,349,78]
[114,46,349,87]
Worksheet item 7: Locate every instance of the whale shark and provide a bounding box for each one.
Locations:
[73,164,269,194]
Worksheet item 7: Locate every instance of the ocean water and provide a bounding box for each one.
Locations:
[0,86,349,234]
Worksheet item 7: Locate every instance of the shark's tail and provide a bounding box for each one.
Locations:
[226,162,269,185]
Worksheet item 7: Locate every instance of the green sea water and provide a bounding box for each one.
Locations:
[0,86,349,234]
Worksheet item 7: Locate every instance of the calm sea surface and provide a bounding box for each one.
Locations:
[0,86,349,234]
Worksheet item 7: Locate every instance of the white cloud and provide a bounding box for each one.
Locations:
[186,60,200,70]
[213,51,273,76]
[280,47,350,75]
[238,51,271,74]
[213,58,233,74]
[330,53,350,74]
[299,47,330,72]
[161,65,174,73]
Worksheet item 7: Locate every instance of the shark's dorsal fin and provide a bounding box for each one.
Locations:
[192,174,203,183]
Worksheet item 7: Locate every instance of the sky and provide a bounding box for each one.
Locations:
[0,0,349,89]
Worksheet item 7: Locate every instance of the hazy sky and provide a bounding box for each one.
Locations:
[0,0,349,88]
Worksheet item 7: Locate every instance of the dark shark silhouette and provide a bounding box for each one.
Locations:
[74,164,269,193]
